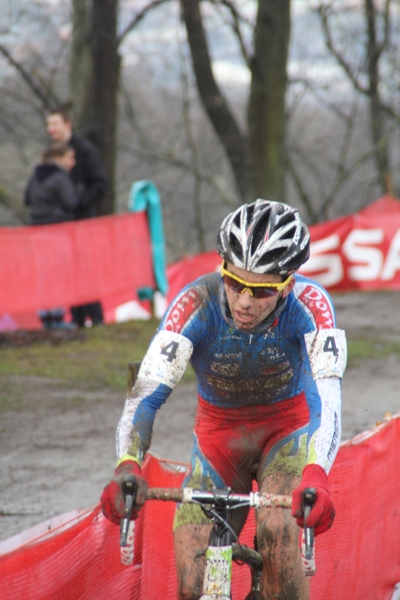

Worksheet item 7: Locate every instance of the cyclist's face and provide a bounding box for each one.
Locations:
[223,262,294,330]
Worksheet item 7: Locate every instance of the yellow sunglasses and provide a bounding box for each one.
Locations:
[221,262,293,299]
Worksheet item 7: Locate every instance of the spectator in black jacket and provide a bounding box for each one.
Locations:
[46,107,109,327]
[25,142,80,224]
[25,142,81,329]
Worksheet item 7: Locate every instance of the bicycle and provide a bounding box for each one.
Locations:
[119,475,316,600]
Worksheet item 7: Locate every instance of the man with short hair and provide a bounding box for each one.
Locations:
[101,200,347,599]
[46,107,109,326]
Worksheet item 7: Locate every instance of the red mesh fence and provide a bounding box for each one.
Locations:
[1,415,400,599]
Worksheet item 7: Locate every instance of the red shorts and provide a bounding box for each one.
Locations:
[194,392,310,491]
[173,393,310,531]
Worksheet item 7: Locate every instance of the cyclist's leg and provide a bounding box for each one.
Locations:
[256,423,310,600]
[257,472,309,600]
[174,522,212,600]
[173,432,250,600]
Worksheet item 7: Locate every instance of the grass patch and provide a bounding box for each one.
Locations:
[0,320,196,389]
[4,321,397,387]
[347,337,400,366]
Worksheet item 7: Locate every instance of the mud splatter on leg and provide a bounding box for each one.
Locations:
[256,474,310,600]
[174,523,212,600]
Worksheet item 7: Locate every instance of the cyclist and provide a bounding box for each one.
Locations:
[101,200,347,600]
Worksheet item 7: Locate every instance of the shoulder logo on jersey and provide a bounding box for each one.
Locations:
[298,285,334,329]
[164,288,203,333]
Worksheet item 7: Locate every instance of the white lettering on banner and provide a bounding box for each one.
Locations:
[301,227,400,286]
[381,230,400,280]
[342,229,384,280]
[300,235,343,287]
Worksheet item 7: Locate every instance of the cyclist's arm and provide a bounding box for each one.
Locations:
[303,327,347,472]
[116,329,193,465]
[291,278,347,472]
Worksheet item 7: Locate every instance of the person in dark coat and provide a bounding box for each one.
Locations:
[24,142,81,329]
[24,142,80,225]
[46,107,109,327]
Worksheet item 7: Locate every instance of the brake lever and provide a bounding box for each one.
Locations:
[302,487,316,560]
[120,474,136,547]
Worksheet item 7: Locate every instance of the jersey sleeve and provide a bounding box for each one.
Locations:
[293,278,347,473]
[115,280,209,465]
[116,330,193,464]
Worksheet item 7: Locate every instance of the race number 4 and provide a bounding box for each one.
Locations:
[323,336,338,357]
[305,329,347,379]
[161,341,179,363]
[139,330,193,388]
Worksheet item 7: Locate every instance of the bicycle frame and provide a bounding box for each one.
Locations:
[197,488,252,600]
[119,481,316,599]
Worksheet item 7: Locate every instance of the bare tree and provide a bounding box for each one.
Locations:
[70,0,172,214]
[180,0,249,201]
[181,0,291,203]
[2,0,399,248]
[317,0,399,196]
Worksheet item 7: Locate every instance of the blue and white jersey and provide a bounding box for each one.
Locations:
[117,272,346,473]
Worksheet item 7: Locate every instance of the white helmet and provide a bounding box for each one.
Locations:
[216,199,310,276]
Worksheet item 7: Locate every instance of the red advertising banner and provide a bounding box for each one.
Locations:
[167,195,400,303]
[1,195,399,329]
[0,212,154,316]
[301,195,400,291]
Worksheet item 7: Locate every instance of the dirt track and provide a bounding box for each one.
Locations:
[1,291,399,542]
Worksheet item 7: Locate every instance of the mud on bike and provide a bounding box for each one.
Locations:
[119,475,316,600]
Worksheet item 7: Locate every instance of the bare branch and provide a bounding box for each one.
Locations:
[316,3,368,96]
[208,0,253,68]
[286,156,319,223]
[0,44,56,110]
[120,80,237,207]
[316,2,397,120]
[118,0,171,44]
[288,77,353,123]
[379,0,391,53]
[181,0,248,200]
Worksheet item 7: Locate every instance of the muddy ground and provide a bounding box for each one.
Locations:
[1,291,399,542]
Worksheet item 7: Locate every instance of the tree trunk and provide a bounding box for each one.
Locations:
[364,0,390,193]
[247,0,291,202]
[181,0,249,202]
[71,0,120,215]
[70,0,92,130]
[90,0,120,215]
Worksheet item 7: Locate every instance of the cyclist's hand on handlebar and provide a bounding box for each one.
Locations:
[101,460,148,525]
[291,464,335,536]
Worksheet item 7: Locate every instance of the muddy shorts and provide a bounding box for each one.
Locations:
[174,393,310,531]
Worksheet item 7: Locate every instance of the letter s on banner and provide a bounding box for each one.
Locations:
[342,229,384,281]
[300,234,343,287]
